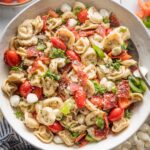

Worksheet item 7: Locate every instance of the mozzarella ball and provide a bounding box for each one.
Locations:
[53,135,64,144]
[99,9,110,18]
[68,18,77,27]
[10,95,20,107]
[100,77,108,87]
[60,3,72,13]
[27,93,38,104]
[106,81,115,91]
[112,47,122,56]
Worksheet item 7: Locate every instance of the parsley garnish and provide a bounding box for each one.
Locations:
[72,132,80,138]
[50,48,66,58]
[93,81,106,94]
[37,42,47,51]
[56,8,63,15]
[44,70,60,81]
[11,66,22,71]
[121,43,127,50]
[73,7,81,15]
[103,17,110,24]
[96,117,105,130]
[111,59,121,70]
[125,109,132,119]
[15,109,24,120]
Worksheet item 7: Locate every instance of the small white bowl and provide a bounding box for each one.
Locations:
[0,0,150,150]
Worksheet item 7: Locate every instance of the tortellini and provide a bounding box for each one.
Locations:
[81,47,97,65]
[83,64,97,79]
[85,110,105,126]
[34,126,53,143]
[24,112,39,129]
[62,11,76,20]
[17,16,43,47]
[2,80,17,97]
[58,130,74,146]
[73,1,86,10]
[107,66,131,81]
[74,37,90,54]
[102,32,123,52]
[84,80,95,97]
[36,107,58,126]
[47,18,62,31]
[55,27,75,48]
[42,97,63,109]
[131,93,143,103]
[88,7,103,24]
[112,118,129,133]
[78,20,99,30]
[42,77,59,97]
[49,58,66,74]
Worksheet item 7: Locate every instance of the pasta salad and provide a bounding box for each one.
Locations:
[2,1,147,147]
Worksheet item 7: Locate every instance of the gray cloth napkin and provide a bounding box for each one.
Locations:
[0,117,36,150]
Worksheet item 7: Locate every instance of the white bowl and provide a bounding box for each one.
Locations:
[0,0,150,150]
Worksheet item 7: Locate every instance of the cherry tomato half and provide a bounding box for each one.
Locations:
[108,107,124,122]
[77,9,88,23]
[48,121,63,133]
[19,81,33,97]
[90,96,103,108]
[66,50,80,61]
[4,50,21,67]
[74,87,86,108]
[32,87,43,100]
[51,38,66,50]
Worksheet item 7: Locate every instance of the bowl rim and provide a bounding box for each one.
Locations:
[0,0,150,150]
[0,0,32,6]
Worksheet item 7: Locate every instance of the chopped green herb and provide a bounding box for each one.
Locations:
[112,86,117,94]
[111,59,121,70]
[73,7,81,15]
[62,18,67,24]
[15,109,24,120]
[50,48,66,58]
[72,132,80,138]
[44,70,61,81]
[93,45,105,59]
[93,81,106,94]
[37,43,47,51]
[103,17,110,24]
[96,117,105,130]
[143,16,150,29]
[56,8,63,15]
[121,43,127,50]
[124,109,132,119]
[11,66,22,71]
[85,135,96,142]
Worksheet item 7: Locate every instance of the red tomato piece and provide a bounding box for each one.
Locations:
[48,121,63,133]
[17,0,26,3]
[42,15,48,32]
[108,107,124,122]
[36,56,50,65]
[77,9,88,23]
[74,87,86,108]
[19,81,32,97]
[51,38,66,50]
[2,0,13,3]
[118,97,131,109]
[75,133,86,143]
[117,80,130,99]
[90,96,103,108]
[96,25,106,37]
[79,139,89,147]
[48,9,59,18]
[4,50,21,67]
[106,28,113,35]
[32,87,43,100]
[103,93,117,110]
[66,50,80,61]
[79,30,95,37]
